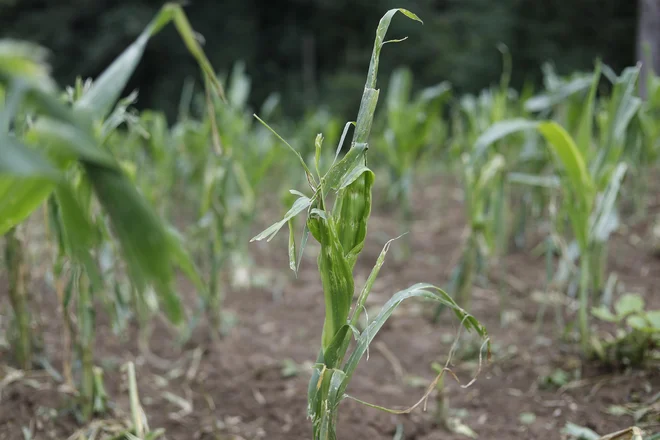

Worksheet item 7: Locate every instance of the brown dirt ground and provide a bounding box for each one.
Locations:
[1,173,659,440]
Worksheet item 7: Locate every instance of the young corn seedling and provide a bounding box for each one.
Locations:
[251,9,488,439]
[474,63,641,353]
[0,3,215,417]
[378,66,451,258]
[440,152,506,318]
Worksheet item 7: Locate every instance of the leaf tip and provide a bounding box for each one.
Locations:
[398,8,423,24]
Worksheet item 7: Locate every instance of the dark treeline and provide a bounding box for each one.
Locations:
[0,0,639,121]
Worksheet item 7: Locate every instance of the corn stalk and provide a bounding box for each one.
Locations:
[4,226,32,370]
[251,9,488,439]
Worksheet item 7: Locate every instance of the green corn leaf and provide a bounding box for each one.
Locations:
[168,4,225,101]
[26,117,117,167]
[475,154,505,192]
[296,222,310,274]
[537,121,595,204]
[350,8,422,146]
[525,75,593,113]
[316,218,354,350]
[353,89,380,146]
[314,133,323,177]
[473,119,539,160]
[52,185,103,290]
[0,136,62,180]
[323,325,351,369]
[0,135,61,235]
[387,67,413,118]
[0,40,56,91]
[351,235,403,327]
[340,283,487,397]
[507,172,561,189]
[307,350,324,420]
[288,218,297,274]
[165,226,206,295]
[327,369,347,410]
[324,142,368,192]
[0,177,54,235]
[363,9,422,92]
[417,81,452,104]
[590,162,627,242]
[311,367,345,440]
[73,31,151,121]
[0,78,26,131]
[337,164,372,190]
[74,3,223,121]
[250,194,312,242]
[253,114,316,184]
[332,167,374,264]
[333,121,355,165]
[610,66,642,148]
[575,61,601,155]
[53,183,98,253]
[86,164,184,325]
[592,66,641,179]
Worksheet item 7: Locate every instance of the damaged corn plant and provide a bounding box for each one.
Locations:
[250,9,488,439]
[0,2,216,419]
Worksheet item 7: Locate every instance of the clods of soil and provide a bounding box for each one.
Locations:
[1,175,659,439]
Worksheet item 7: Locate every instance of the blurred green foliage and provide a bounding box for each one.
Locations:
[0,0,638,121]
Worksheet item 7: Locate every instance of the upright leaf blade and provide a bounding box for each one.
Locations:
[537,121,595,201]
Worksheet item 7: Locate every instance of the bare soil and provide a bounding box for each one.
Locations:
[1,174,659,440]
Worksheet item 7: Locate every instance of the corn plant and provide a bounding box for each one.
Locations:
[377,66,450,256]
[432,52,530,321]
[0,3,216,418]
[251,9,488,439]
[474,63,641,352]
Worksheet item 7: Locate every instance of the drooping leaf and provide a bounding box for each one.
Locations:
[86,164,184,325]
[250,194,312,242]
[74,3,223,121]
[340,283,487,397]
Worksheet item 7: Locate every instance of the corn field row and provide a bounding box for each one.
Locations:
[0,5,658,440]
